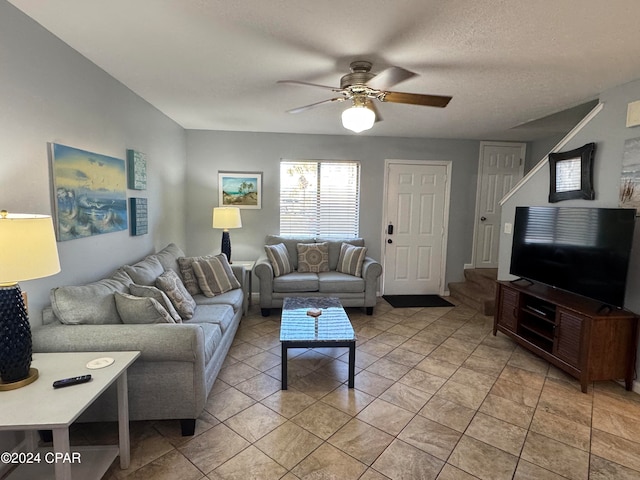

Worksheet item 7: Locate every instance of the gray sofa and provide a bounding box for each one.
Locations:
[255,235,382,316]
[32,243,247,436]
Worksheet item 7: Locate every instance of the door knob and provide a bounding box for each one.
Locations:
[387,239,393,244]
[480,216,487,221]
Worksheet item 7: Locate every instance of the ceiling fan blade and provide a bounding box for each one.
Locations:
[368,101,383,123]
[286,97,344,114]
[381,91,452,108]
[277,80,339,91]
[366,66,417,90]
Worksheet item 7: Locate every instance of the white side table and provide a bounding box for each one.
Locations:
[0,351,140,480]
[232,260,256,310]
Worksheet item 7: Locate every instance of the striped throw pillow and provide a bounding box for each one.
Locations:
[265,243,293,277]
[336,243,367,277]
[177,255,215,295]
[192,254,241,297]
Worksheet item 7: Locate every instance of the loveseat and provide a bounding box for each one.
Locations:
[254,235,382,316]
[32,243,247,436]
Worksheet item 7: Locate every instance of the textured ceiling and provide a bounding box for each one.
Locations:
[9,0,640,140]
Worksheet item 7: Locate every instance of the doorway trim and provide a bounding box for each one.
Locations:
[381,159,452,296]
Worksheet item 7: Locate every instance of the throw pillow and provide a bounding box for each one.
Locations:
[336,243,367,277]
[265,243,293,277]
[297,242,330,273]
[156,269,197,319]
[192,254,241,297]
[123,255,165,286]
[129,284,182,323]
[177,255,215,295]
[50,274,131,325]
[114,292,176,324]
[154,243,186,275]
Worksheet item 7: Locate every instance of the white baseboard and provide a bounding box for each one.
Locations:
[463,263,473,270]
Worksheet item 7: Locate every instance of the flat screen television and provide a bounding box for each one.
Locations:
[510,206,636,308]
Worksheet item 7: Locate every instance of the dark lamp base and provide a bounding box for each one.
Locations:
[0,284,34,384]
[0,367,38,391]
[221,230,232,263]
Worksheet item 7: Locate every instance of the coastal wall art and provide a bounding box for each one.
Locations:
[129,197,148,236]
[218,171,262,209]
[127,149,147,190]
[50,143,128,241]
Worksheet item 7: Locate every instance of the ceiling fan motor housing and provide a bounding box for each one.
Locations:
[340,61,376,89]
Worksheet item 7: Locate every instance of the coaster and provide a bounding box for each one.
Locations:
[86,357,115,369]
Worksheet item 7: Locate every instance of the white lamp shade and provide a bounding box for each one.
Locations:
[213,207,242,230]
[341,105,376,133]
[0,213,61,284]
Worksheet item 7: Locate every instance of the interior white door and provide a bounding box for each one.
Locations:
[474,142,526,268]
[383,162,449,295]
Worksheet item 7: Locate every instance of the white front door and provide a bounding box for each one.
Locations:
[473,142,526,268]
[382,161,450,295]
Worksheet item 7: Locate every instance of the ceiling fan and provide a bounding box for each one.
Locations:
[278,60,452,132]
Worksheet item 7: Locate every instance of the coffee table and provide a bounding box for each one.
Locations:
[280,297,356,390]
[0,351,140,480]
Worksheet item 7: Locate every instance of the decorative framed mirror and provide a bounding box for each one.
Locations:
[548,142,596,203]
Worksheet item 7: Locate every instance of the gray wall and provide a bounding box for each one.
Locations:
[500,79,640,389]
[185,131,481,290]
[527,134,566,171]
[0,4,187,325]
[0,0,187,460]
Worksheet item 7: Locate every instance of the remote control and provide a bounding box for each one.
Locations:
[52,374,92,389]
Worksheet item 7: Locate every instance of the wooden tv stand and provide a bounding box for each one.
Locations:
[493,280,638,393]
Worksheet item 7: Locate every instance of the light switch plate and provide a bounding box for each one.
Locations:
[504,222,513,234]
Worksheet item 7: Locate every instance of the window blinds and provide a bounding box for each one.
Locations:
[280,160,360,238]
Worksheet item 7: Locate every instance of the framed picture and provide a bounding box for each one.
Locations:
[129,197,148,236]
[50,143,128,241]
[218,172,262,209]
[620,136,640,209]
[548,143,596,203]
[127,149,147,190]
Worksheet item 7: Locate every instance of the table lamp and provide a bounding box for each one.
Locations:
[0,211,60,390]
[212,207,242,263]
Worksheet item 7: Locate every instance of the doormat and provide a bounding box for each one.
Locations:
[382,295,454,308]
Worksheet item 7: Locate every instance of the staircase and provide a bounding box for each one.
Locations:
[448,268,498,316]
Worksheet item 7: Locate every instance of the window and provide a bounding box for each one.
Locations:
[280,160,360,238]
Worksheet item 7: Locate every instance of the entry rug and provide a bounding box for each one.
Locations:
[382,295,454,308]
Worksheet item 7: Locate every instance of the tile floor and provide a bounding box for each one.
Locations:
[83,299,639,479]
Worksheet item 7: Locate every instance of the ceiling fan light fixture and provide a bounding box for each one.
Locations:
[341,103,375,133]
